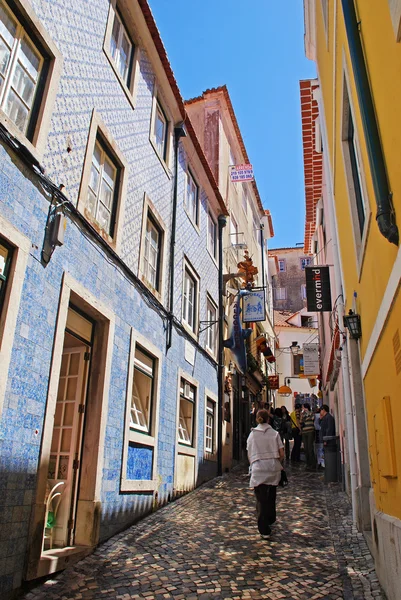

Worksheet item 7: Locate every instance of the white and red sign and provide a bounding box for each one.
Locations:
[230,164,254,182]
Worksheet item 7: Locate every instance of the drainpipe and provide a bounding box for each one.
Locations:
[166,123,187,351]
[217,214,227,476]
[341,0,399,245]
[260,223,266,289]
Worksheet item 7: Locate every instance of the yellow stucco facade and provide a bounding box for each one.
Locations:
[306,3,401,594]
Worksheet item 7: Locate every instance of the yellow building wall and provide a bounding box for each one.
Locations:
[314,0,401,518]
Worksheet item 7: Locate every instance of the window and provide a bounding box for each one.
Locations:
[278,259,286,272]
[185,169,198,224]
[205,399,215,453]
[274,287,286,301]
[207,210,217,259]
[152,99,169,162]
[143,214,162,291]
[182,265,198,332]
[87,137,119,236]
[122,332,162,492]
[345,109,366,237]
[301,284,307,300]
[300,257,312,270]
[206,297,217,355]
[178,378,196,446]
[0,237,12,316]
[130,346,155,434]
[253,210,260,239]
[293,354,304,375]
[230,213,238,245]
[109,9,133,86]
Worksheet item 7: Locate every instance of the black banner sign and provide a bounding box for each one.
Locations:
[305,266,332,312]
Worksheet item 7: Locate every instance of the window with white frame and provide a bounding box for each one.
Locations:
[0,237,12,317]
[143,213,162,291]
[274,287,286,301]
[109,8,133,86]
[207,210,217,259]
[300,257,312,270]
[130,346,155,434]
[185,169,198,224]
[0,1,44,136]
[206,297,217,355]
[278,259,286,272]
[205,398,215,453]
[343,93,366,240]
[152,99,168,161]
[230,213,238,245]
[178,378,195,446]
[182,265,198,332]
[253,210,260,239]
[87,137,119,236]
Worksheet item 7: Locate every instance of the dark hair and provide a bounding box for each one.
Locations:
[274,407,282,417]
[303,403,310,411]
[281,406,289,416]
[256,409,270,424]
[321,404,330,412]
[295,403,301,409]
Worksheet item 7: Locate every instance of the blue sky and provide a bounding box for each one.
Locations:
[148,0,316,249]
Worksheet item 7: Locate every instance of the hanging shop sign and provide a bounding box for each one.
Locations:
[230,164,254,183]
[303,343,320,376]
[268,375,279,389]
[223,289,253,373]
[305,266,332,312]
[242,289,266,322]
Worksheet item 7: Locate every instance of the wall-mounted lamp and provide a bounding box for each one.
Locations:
[343,310,362,340]
[277,383,292,396]
[228,360,234,374]
[290,341,300,356]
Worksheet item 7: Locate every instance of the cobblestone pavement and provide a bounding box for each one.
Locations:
[20,464,386,600]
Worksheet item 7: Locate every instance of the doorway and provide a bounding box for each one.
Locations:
[43,307,93,551]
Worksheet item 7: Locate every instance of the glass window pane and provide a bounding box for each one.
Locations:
[0,38,11,77]
[110,13,120,60]
[5,89,28,131]
[97,203,111,233]
[100,179,113,209]
[0,5,17,49]
[12,62,35,107]
[155,107,165,154]
[19,38,40,80]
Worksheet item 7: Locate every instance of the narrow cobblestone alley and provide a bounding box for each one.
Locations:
[20,465,385,600]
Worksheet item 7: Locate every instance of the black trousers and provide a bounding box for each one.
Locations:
[254,484,277,535]
[291,429,302,461]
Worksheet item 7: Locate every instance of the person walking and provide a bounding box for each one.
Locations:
[290,403,302,462]
[281,406,292,461]
[301,403,316,470]
[247,409,284,538]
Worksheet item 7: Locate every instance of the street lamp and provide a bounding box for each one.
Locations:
[343,310,362,339]
[290,341,300,355]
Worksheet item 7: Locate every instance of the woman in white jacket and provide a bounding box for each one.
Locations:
[247,409,284,537]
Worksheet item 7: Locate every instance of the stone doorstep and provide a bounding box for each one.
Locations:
[37,545,93,578]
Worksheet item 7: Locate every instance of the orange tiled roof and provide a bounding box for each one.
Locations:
[274,310,295,328]
[300,79,323,253]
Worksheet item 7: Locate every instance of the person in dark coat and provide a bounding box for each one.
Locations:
[319,404,336,447]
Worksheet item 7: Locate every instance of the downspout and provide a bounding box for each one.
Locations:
[260,223,266,289]
[341,0,399,245]
[217,214,227,476]
[167,124,187,351]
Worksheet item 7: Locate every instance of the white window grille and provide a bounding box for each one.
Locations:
[178,378,195,446]
[0,2,43,134]
[185,170,198,224]
[183,268,197,331]
[206,299,217,354]
[109,9,132,84]
[205,399,215,453]
[87,139,118,235]
[143,216,161,290]
[130,347,155,434]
